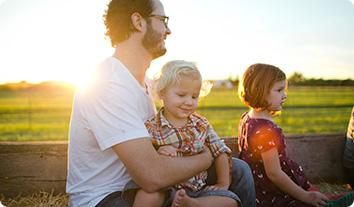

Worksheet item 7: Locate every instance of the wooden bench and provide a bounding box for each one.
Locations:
[0,133,345,197]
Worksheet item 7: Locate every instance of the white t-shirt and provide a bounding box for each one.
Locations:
[66,57,156,207]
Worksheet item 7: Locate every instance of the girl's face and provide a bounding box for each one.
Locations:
[266,80,287,112]
[160,75,201,127]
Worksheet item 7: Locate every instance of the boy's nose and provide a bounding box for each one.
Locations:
[185,98,193,105]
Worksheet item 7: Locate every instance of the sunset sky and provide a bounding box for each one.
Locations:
[0,0,354,87]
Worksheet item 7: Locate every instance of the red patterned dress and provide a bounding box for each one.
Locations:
[238,112,312,207]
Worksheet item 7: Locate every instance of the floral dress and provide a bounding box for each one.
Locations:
[238,112,312,207]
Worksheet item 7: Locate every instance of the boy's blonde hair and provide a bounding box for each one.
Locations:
[238,63,286,111]
[154,60,212,98]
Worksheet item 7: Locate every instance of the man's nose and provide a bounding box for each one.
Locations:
[166,26,171,35]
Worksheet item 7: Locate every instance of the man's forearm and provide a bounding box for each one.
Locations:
[113,138,213,192]
[152,149,213,189]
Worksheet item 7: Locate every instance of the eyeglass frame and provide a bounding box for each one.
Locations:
[148,14,169,27]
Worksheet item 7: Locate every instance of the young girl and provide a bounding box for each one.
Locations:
[237,63,330,207]
[132,60,239,207]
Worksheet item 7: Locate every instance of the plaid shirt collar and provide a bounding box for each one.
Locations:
[157,107,198,129]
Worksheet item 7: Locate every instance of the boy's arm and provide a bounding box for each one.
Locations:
[213,153,231,189]
[203,121,232,189]
[113,137,213,193]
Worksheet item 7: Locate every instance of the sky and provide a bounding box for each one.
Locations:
[0,0,354,87]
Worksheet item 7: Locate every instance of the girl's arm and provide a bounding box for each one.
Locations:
[206,153,230,190]
[261,148,328,207]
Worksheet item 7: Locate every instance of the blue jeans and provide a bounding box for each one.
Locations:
[230,157,257,207]
[207,157,256,207]
[96,157,256,207]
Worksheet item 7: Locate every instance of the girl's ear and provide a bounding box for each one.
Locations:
[130,12,145,32]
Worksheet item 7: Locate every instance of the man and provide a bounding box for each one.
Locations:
[66,0,256,206]
[343,106,354,188]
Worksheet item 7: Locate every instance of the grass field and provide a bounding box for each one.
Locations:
[0,86,353,141]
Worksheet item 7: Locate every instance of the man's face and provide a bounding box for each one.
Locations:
[142,0,170,59]
[142,20,167,59]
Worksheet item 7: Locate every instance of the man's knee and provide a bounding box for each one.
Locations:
[134,190,165,206]
[231,157,252,177]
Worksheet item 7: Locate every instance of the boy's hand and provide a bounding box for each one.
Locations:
[204,183,229,191]
[158,145,178,157]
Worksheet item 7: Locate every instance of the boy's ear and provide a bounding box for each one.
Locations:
[131,12,145,32]
[158,89,165,99]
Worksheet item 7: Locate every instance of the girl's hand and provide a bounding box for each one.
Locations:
[157,145,178,157]
[304,191,329,207]
[204,183,229,191]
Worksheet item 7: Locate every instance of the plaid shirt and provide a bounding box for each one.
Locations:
[145,108,231,191]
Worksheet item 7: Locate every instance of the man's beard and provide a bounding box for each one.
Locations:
[142,22,166,59]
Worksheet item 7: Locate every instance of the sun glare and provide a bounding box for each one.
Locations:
[66,75,90,91]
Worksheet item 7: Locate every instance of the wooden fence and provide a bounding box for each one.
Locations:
[0,133,346,197]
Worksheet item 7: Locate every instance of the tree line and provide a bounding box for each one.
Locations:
[1,73,354,92]
[287,72,354,86]
[228,72,354,87]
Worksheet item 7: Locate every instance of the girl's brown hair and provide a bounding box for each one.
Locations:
[239,63,286,111]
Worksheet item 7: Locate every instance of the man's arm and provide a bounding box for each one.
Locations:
[113,137,213,192]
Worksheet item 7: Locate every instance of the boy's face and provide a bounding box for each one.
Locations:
[160,75,201,127]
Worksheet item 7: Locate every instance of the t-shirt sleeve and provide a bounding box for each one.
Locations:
[250,122,279,154]
[83,81,150,151]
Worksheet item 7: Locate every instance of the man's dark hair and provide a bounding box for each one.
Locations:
[104,0,155,47]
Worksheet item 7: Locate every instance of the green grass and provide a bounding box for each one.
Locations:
[0,86,353,141]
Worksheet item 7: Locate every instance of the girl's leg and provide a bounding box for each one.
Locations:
[172,189,237,207]
[133,189,165,207]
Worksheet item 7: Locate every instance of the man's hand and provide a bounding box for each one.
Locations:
[204,183,229,191]
[158,145,178,156]
[202,146,214,166]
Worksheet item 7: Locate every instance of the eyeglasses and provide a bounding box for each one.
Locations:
[149,14,169,27]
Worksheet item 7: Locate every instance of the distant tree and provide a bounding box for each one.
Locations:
[227,75,239,88]
[288,72,305,85]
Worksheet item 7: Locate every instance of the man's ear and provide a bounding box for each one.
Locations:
[131,12,145,32]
